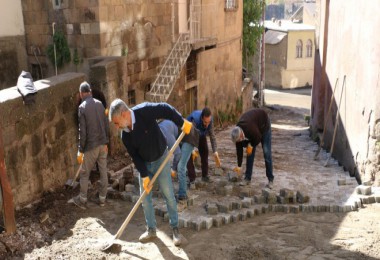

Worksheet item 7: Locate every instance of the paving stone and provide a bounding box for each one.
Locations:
[190,219,202,231]
[296,191,310,203]
[124,184,135,192]
[375,196,380,203]
[222,214,231,225]
[289,205,300,213]
[356,185,372,195]
[225,185,234,195]
[216,179,228,187]
[368,196,376,204]
[279,188,294,198]
[241,197,252,208]
[179,217,189,228]
[231,212,239,222]
[277,195,287,204]
[254,195,265,204]
[206,203,218,215]
[187,197,194,206]
[227,171,239,182]
[337,179,346,186]
[212,216,223,227]
[202,217,213,230]
[239,211,247,221]
[132,195,140,203]
[216,186,227,196]
[163,213,169,222]
[246,208,254,218]
[214,168,224,176]
[361,197,369,204]
[239,188,253,198]
[118,177,126,191]
[120,191,133,201]
[216,203,230,213]
[232,201,242,210]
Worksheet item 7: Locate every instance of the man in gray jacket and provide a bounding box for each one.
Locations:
[72,81,110,209]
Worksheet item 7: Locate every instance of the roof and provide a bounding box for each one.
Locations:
[264,20,315,32]
[265,30,287,44]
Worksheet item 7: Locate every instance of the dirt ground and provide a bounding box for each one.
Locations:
[0,101,379,259]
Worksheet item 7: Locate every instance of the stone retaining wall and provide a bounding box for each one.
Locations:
[0,73,84,207]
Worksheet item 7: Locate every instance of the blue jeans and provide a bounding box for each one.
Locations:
[245,123,274,182]
[177,142,194,198]
[139,149,178,229]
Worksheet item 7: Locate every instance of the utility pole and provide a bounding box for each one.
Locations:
[260,0,265,107]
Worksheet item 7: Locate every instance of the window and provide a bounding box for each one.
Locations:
[128,90,136,105]
[296,40,303,58]
[225,0,238,11]
[52,0,62,9]
[306,39,313,57]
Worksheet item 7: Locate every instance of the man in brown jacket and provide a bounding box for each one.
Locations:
[231,108,274,188]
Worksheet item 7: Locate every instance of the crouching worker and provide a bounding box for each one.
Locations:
[108,99,192,246]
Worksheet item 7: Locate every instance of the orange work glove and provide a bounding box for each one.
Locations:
[142,177,152,194]
[182,119,192,135]
[77,151,84,164]
[192,149,199,161]
[246,144,253,156]
[214,152,221,167]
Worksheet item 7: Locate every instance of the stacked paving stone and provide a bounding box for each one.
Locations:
[104,120,380,233]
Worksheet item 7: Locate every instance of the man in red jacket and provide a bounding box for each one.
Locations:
[231,108,274,189]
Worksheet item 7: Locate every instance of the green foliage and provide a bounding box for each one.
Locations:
[243,1,265,74]
[73,48,80,66]
[47,31,71,69]
[121,47,128,56]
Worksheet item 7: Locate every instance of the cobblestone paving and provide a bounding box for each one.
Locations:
[125,107,380,232]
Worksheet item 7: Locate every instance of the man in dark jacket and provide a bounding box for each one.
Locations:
[231,108,274,189]
[72,81,109,209]
[108,99,192,246]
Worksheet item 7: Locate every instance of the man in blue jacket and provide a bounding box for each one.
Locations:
[187,107,220,185]
[108,99,192,246]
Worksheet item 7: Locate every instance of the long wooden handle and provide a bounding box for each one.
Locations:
[114,131,186,239]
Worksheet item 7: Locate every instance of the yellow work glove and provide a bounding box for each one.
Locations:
[214,152,221,167]
[171,169,177,178]
[77,151,84,164]
[233,166,241,175]
[246,144,253,156]
[105,108,109,117]
[192,149,199,161]
[142,177,152,194]
[182,119,192,135]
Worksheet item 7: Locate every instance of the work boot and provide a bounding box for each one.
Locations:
[72,196,87,210]
[189,181,196,190]
[202,176,212,183]
[172,227,182,246]
[90,196,106,207]
[139,228,157,243]
[239,179,250,186]
[265,181,274,189]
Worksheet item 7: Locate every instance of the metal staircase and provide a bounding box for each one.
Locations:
[146,33,191,102]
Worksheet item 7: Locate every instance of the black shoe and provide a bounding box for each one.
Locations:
[202,176,212,183]
[172,227,182,246]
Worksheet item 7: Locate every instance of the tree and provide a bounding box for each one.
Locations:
[243,0,265,77]
[46,31,71,69]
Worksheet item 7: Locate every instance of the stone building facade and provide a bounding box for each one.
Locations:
[311,0,380,185]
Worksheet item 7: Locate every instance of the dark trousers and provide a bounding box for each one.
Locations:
[187,135,208,182]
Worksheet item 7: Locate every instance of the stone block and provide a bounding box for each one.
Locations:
[337,179,346,186]
[206,203,218,215]
[361,197,369,204]
[222,214,231,225]
[203,217,213,230]
[216,179,228,187]
[231,212,239,222]
[214,168,224,176]
[118,177,126,192]
[124,184,135,192]
[368,196,376,204]
[120,191,132,202]
[246,209,254,218]
[163,213,169,222]
[216,203,229,213]
[132,195,140,203]
[356,185,372,195]
[289,205,299,213]
[213,216,223,227]
[225,185,234,195]
[232,201,242,210]
[267,196,277,204]
[227,171,239,182]
[375,196,380,203]
[261,205,269,214]
[254,195,265,204]
[241,197,252,208]
[239,211,247,221]
[190,220,202,231]
[279,188,294,198]
[187,197,194,206]
[216,186,227,196]
[296,191,310,203]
